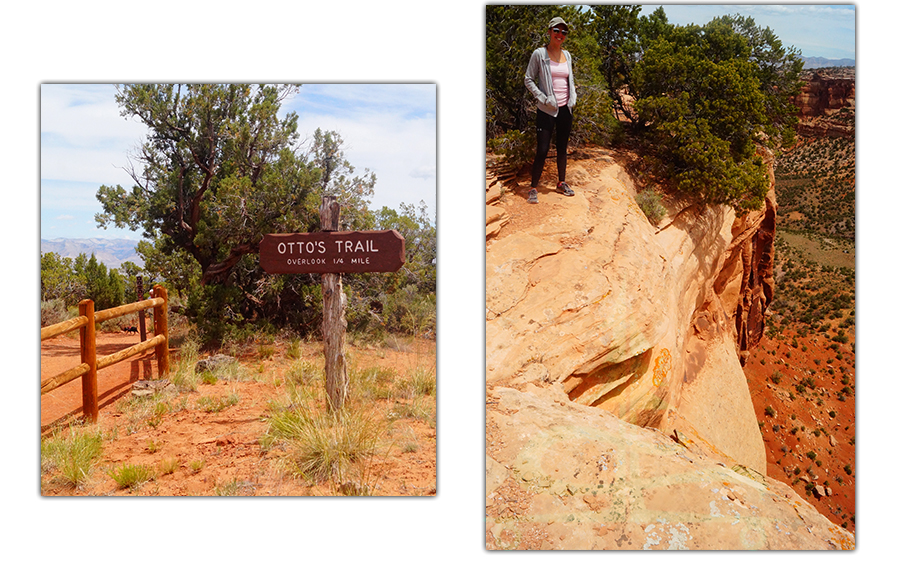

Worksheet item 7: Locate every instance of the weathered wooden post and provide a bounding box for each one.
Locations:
[152,285,169,376]
[78,299,98,422]
[259,197,405,413]
[320,196,348,411]
[137,275,147,342]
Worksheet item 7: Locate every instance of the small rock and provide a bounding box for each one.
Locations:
[195,354,237,373]
[131,379,175,397]
[216,435,237,446]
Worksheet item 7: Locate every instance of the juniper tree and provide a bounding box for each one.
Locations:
[94,84,376,341]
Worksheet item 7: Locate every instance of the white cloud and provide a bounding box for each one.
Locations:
[40,83,437,239]
[643,4,855,60]
[410,165,436,181]
[41,84,147,186]
[289,84,436,218]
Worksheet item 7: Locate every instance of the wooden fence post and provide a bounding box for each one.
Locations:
[321,196,348,412]
[152,285,169,377]
[78,299,98,422]
[137,275,147,342]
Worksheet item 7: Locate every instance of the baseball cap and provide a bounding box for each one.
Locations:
[548,17,570,30]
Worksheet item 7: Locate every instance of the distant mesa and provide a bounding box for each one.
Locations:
[40,238,143,270]
[801,56,855,69]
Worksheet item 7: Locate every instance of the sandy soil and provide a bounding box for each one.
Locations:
[743,330,856,531]
[41,331,436,496]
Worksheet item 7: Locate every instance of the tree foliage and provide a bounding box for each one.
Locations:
[630,15,802,210]
[40,252,124,311]
[94,83,434,344]
[486,5,618,158]
[588,4,643,122]
[96,84,318,286]
[486,4,558,136]
[485,6,804,212]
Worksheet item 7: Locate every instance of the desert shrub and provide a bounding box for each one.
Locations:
[390,399,433,424]
[40,299,71,328]
[409,366,437,397]
[215,479,256,496]
[169,336,201,391]
[286,339,304,360]
[394,366,437,400]
[635,189,666,225]
[158,458,179,475]
[487,129,536,172]
[382,285,436,337]
[115,388,178,434]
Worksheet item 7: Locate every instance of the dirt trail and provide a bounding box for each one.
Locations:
[41,331,160,429]
[40,331,437,496]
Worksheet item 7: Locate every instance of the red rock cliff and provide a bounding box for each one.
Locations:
[794,71,855,139]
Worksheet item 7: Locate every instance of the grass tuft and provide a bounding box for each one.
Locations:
[265,401,383,487]
[169,336,202,391]
[196,392,240,413]
[158,458,179,475]
[108,463,155,489]
[41,425,104,488]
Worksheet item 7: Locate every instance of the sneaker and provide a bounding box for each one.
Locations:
[557,181,574,196]
[527,188,538,204]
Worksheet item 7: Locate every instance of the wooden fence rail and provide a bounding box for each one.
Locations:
[40,285,169,423]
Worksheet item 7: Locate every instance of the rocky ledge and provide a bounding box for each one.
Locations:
[486,386,855,550]
[484,146,853,549]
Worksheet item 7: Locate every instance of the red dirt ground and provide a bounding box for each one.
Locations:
[40,331,436,496]
[743,330,856,532]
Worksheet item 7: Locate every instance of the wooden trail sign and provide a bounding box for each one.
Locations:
[260,196,405,411]
[260,230,405,274]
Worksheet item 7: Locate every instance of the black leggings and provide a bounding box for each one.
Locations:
[531,105,572,188]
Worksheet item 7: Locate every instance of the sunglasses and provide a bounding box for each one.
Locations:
[551,27,569,36]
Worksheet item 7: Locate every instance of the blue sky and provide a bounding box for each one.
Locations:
[40,83,436,240]
[642,4,856,60]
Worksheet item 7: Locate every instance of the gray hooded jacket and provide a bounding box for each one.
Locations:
[524,47,577,117]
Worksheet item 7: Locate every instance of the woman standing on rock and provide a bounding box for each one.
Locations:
[524,16,577,204]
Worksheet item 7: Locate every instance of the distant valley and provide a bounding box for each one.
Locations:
[40,238,143,270]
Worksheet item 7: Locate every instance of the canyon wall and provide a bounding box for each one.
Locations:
[795,71,855,119]
[486,146,773,471]
[794,71,855,139]
[484,146,853,549]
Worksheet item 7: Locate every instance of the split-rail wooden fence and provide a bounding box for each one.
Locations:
[40,285,169,423]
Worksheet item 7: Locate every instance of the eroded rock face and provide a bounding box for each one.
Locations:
[795,72,855,118]
[483,147,855,548]
[485,386,855,550]
[793,72,855,139]
[486,147,771,471]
